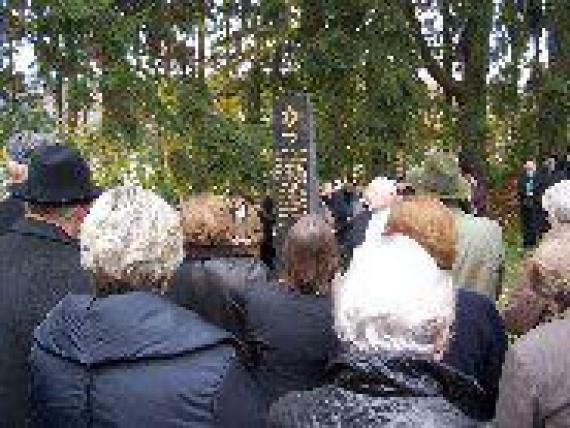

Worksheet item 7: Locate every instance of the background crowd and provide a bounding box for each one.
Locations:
[0,132,569,427]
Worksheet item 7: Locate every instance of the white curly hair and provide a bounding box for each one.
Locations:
[334,234,455,357]
[542,180,570,225]
[80,186,184,290]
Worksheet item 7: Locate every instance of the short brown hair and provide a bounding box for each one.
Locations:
[282,214,339,294]
[384,196,456,270]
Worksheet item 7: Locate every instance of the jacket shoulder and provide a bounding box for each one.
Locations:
[269,386,482,428]
[511,318,570,366]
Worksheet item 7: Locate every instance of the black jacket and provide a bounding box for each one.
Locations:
[243,284,338,407]
[346,208,372,259]
[0,194,24,235]
[323,189,361,249]
[269,352,484,428]
[168,255,268,336]
[0,218,92,427]
[443,289,507,420]
[30,292,264,428]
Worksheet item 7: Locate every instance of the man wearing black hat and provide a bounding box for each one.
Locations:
[0,143,100,426]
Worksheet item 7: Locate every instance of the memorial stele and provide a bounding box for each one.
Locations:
[272,92,318,245]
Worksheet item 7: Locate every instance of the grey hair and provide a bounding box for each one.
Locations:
[80,186,184,291]
[334,234,455,358]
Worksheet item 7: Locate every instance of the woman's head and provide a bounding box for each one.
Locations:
[282,214,339,295]
[80,186,184,296]
[179,194,260,257]
[384,196,457,270]
[334,234,455,358]
[180,194,234,246]
[522,236,570,317]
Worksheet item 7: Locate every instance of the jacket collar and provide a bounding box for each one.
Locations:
[9,217,78,247]
[35,291,236,367]
[327,350,484,413]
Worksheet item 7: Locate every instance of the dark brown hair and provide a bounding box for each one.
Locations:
[281,214,339,295]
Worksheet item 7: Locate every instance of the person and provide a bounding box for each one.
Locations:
[409,150,505,301]
[459,150,489,217]
[495,236,570,428]
[30,186,264,427]
[0,143,100,426]
[518,159,542,248]
[242,214,340,408]
[259,194,277,271]
[323,179,363,262]
[0,132,53,235]
[346,176,401,258]
[168,193,268,337]
[503,180,570,336]
[269,197,491,427]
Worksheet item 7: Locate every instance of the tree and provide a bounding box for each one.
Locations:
[401,0,493,165]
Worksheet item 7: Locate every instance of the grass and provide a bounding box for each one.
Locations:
[499,236,525,309]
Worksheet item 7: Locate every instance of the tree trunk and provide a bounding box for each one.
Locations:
[457,3,492,160]
[197,0,206,85]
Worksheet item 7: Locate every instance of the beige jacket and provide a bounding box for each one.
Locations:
[495,315,570,428]
[452,212,505,301]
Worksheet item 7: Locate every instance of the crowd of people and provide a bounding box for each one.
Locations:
[0,132,569,427]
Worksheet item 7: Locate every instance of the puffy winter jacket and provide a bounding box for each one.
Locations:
[30,292,264,428]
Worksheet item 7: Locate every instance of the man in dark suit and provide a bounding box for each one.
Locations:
[518,159,541,248]
[0,143,100,426]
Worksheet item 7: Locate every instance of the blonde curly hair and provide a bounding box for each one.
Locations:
[384,196,457,270]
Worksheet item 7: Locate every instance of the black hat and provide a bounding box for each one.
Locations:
[13,144,101,205]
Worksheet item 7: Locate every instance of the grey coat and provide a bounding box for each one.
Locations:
[495,315,570,428]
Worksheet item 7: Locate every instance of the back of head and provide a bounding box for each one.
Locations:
[334,233,455,358]
[384,196,457,270]
[407,149,471,205]
[282,214,339,295]
[363,177,398,211]
[525,236,570,316]
[80,186,184,296]
[542,180,570,226]
[180,194,234,250]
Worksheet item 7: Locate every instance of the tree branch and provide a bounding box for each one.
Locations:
[402,0,464,103]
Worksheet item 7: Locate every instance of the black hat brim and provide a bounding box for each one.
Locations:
[12,184,102,206]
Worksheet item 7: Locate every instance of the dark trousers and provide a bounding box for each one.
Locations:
[520,202,539,248]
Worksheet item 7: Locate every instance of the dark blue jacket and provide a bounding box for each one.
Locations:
[168,255,268,337]
[30,292,264,428]
[443,289,507,421]
[243,284,338,407]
